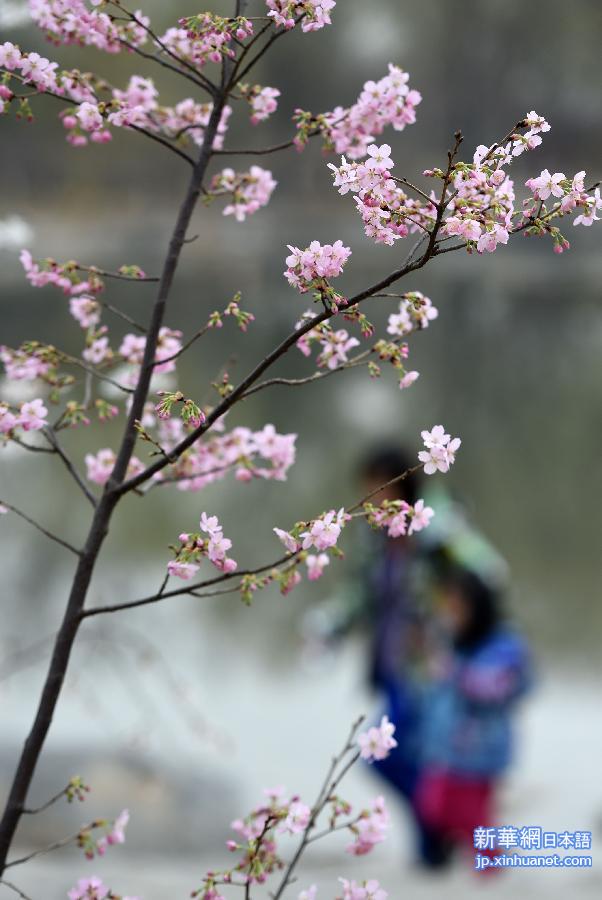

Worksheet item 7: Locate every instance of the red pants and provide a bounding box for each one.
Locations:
[414,768,498,861]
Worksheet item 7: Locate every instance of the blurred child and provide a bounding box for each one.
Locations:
[413,565,531,867]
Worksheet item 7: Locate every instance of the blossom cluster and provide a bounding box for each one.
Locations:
[271,508,348,589]
[78,809,129,860]
[0,398,48,435]
[210,166,277,222]
[294,64,420,163]
[173,13,254,67]
[274,507,349,557]
[338,879,388,900]
[284,241,351,307]
[28,0,148,54]
[85,448,144,485]
[329,143,436,246]
[167,513,237,580]
[266,0,336,33]
[60,76,233,151]
[119,327,182,376]
[1,343,55,383]
[364,498,435,538]
[19,251,146,297]
[153,422,297,491]
[0,40,60,93]
[345,795,389,857]
[418,425,461,475]
[525,169,602,235]
[386,292,438,337]
[68,875,138,900]
[239,83,281,125]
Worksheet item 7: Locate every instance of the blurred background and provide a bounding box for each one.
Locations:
[1,1,601,897]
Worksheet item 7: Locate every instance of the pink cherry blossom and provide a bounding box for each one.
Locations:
[70,296,101,329]
[418,425,461,475]
[301,508,347,551]
[281,800,311,834]
[83,336,111,365]
[408,499,434,534]
[525,168,566,201]
[317,330,360,370]
[284,240,351,294]
[18,398,48,431]
[0,405,18,434]
[212,166,277,221]
[344,796,390,858]
[358,717,398,762]
[249,86,280,124]
[68,877,108,900]
[574,187,602,227]
[266,1,336,33]
[76,102,104,133]
[386,292,438,337]
[399,370,419,390]
[306,553,329,581]
[273,528,300,553]
[298,887,317,900]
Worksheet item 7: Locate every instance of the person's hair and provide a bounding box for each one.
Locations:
[437,565,503,651]
[358,445,422,506]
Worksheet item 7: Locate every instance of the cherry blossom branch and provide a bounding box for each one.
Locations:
[4,823,94,870]
[73,265,158,284]
[272,716,364,900]
[0,501,80,557]
[348,464,423,513]
[109,1,217,96]
[0,55,233,874]
[114,216,452,499]
[82,458,423,618]
[234,18,299,86]
[117,36,215,97]
[240,350,373,399]
[0,69,195,167]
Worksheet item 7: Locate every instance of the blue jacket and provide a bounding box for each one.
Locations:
[419,628,531,777]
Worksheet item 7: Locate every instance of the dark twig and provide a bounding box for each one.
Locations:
[0,501,80,557]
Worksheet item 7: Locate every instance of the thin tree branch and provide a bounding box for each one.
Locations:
[59,354,134,396]
[110,2,217,95]
[95,297,147,334]
[241,352,372,399]
[0,501,81,556]
[114,229,445,496]
[118,37,215,97]
[43,429,97,508]
[83,459,421,618]
[273,718,364,899]
[128,123,195,166]
[4,825,93,870]
[22,786,69,816]
[214,138,297,156]
[74,265,159,284]
[0,880,34,900]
